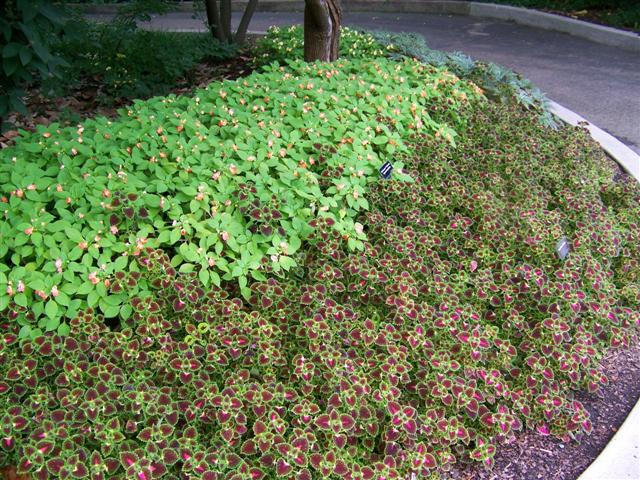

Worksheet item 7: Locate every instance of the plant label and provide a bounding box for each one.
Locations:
[555,237,570,260]
[379,161,393,179]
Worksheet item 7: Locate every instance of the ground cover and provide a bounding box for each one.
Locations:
[1,27,639,480]
[0,19,240,144]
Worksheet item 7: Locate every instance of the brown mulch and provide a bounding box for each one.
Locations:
[444,340,640,480]
[0,467,29,480]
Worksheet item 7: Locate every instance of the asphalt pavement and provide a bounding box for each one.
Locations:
[87,10,640,154]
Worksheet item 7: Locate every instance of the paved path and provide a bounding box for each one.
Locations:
[88,11,640,154]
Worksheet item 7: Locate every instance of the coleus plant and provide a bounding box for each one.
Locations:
[0,56,480,338]
[0,92,638,478]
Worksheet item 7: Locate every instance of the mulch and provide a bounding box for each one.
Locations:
[445,340,640,480]
[1,50,640,480]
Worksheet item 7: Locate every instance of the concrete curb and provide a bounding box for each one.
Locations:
[576,393,640,479]
[467,3,640,51]
[550,101,640,183]
[71,1,640,51]
[550,102,640,479]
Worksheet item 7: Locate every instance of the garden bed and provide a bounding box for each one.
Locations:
[0,26,638,480]
[0,53,253,149]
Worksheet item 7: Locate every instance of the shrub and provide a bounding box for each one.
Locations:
[0,56,480,338]
[0,0,68,130]
[1,45,639,476]
[477,0,640,31]
[47,19,236,102]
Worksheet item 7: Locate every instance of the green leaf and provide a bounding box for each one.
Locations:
[100,301,120,318]
[45,300,58,319]
[57,322,70,336]
[87,290,99,307]
[170,229,181,244]
[19,325,31,339]
[279,256,296,271]
[113,255,129,271]
[45,316,60,332]
[0,295,8,311]
[288,235,301,254]
[120,304,132,320]
[30,328,43,339]
[66,228,84,243]
[14,293,28,307]
[2,42,21,59]
[179,243,199,262]
[198,268,209,286]
[103,294,122,306]
[157,230,171,244]
[3,56,20,77]
[18,45,32,66]
[55,291,70,306]
[178,263,194,273]
[76,282,94,295]
[250,270,267,282]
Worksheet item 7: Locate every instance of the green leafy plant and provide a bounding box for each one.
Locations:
[47,18,236,102]
[254,25,396,66]
[0,56,479,338]
[0,0,68,130]
[255,26,558,128]
[1,97,638,478]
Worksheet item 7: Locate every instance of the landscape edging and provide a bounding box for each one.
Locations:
[576,396,640,479]
[72,1,640,52]
[549,101,640,183]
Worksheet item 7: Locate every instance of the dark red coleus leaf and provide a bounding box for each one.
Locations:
[333,434,347,449]
[340,414,355,431]
[46,458,65,475]
[162,448,179,465]
[241,440,257,455]
[70,462,89,479]
[275,459,292,476]
[120,452,138,469]
[333,459,349,477]
[315,414,331,430]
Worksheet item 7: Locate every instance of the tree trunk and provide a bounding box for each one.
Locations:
[235,0,258,44]
[219,0,232,42]
[304,0,342,62]
[204,0,224,41]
